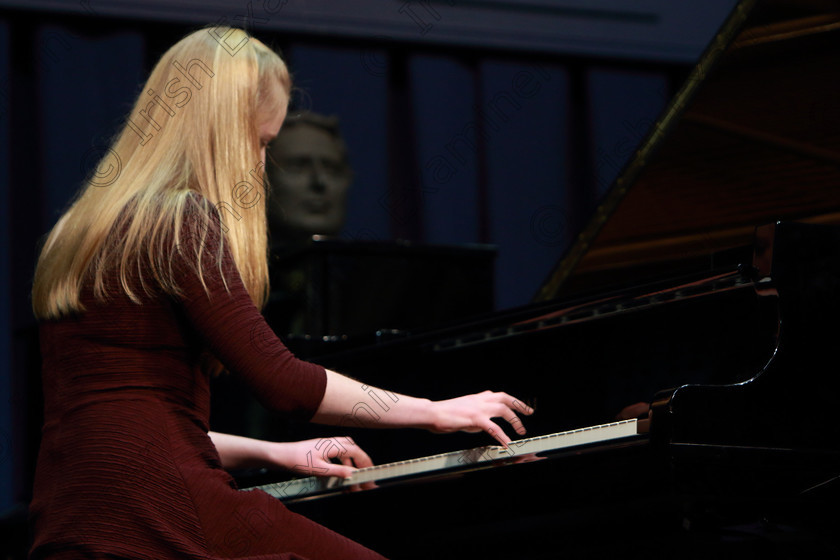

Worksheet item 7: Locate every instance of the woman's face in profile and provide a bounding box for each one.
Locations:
[267,124,352,239]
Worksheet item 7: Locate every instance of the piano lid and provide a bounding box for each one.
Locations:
[537,0,840,301]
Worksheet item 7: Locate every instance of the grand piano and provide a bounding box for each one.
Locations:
[241,0,840,557]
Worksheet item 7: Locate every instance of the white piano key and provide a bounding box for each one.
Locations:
[250,419,639,501]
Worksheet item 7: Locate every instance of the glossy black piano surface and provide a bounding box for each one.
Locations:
[251,221,838,559]
[235,0,840,557]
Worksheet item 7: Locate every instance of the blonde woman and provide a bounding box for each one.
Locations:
[29,27,532,560]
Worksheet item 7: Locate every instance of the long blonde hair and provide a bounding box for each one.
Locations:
[32,27,290,320]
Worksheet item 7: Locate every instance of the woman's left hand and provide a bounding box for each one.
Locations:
[264,436,374,479]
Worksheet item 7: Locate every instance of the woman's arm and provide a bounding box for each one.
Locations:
[176,202,532,446]
[210,369,533,477]
[208,431,372,478]
[311,369,534,448]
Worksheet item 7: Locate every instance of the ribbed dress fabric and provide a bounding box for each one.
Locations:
[29,197,387,560]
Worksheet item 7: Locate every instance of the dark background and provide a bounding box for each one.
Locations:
[0,0,748,541]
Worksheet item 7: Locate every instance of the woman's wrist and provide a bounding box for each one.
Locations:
[260,440,292,470]
[410,397,438,431]
[209,431,277,470]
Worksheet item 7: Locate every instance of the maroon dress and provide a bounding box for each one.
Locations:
[29,198,387,560]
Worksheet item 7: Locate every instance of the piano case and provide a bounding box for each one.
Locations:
[241,1,840,557]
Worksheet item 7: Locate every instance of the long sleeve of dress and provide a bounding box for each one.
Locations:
[29,194,386,560]
[172,197,327,421]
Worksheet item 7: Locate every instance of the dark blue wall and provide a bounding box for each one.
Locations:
[1,18,12,515]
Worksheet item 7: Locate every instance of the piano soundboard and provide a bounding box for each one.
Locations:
[247,418,642,503]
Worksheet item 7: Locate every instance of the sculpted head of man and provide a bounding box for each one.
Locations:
[266,112,353,243]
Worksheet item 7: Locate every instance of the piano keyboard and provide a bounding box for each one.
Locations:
[249,418,640,502]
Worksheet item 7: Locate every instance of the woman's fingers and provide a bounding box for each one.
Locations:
[490,399,527,436]
[432,390,534,445]
[477,392,534,439]
[344,440,374,469]
[289,436,377,480]
[506,411,526,436]
[503,395,535,436]
[337,440,378,491]
[321,461,356,479]
[482,419,512,448]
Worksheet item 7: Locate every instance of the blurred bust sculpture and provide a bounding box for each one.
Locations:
[266,111,353,246]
